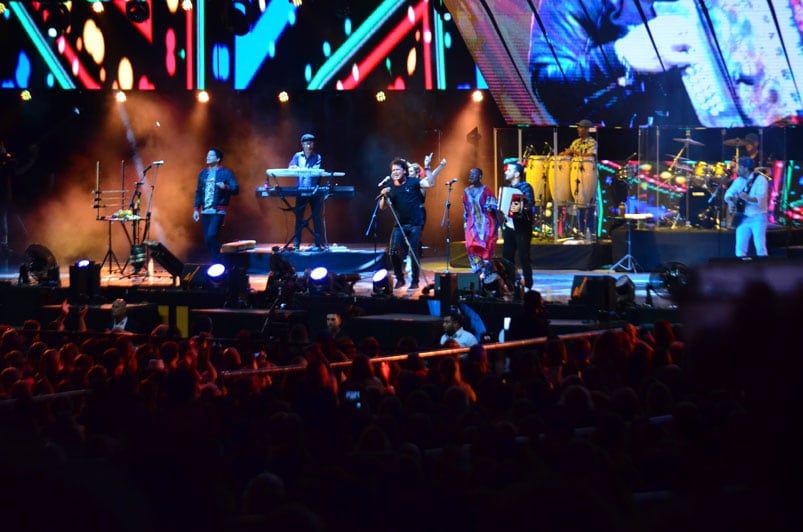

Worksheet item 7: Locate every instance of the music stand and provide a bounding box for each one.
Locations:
[610,213,652,272]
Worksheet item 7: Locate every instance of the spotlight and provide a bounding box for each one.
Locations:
[91,1,104,14]
[206,263,227,286]
[76,259,91,268]
[278,91,290,103]
[197,90,210,103]
[125,1,150,23]
[375,90,387,103]
[307,266,332,294]
[42,2,70,38]
[116,91,127,103]
[471,90,484,103]
[372,269,392,297]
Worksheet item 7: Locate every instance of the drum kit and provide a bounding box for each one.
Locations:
[659,136,741,228]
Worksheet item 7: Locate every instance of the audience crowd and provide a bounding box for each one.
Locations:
[1,282,801,531]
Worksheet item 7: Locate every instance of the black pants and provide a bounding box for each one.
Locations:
[293,196,323,247]
[502,223,533,288]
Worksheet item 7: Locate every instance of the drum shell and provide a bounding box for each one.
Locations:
[548,156,572,203]
[569,156,598,204]
[525,155,551,203]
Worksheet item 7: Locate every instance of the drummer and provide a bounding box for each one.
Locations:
[558,119,598,158]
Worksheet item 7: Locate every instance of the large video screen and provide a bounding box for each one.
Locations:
[0,0,479,91]
[445,0,803,128]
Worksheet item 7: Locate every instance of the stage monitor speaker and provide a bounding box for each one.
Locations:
[69,262,101,302]
[570,275,617,311]
[146,240,184,278]
[437,273,458,316]
[434,272,480,293]
[181,263,210,290]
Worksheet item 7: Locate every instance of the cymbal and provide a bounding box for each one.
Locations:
[723,138,747,147]
[673,137,704,147]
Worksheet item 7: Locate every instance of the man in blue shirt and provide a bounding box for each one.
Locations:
[289,133,324,251]
[193,147,239,261]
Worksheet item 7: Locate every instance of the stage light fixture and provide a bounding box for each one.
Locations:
[197,90,210,103]
[278,91,290,103]
[306,266,332,294]
[372,269,392,297]
[116,91,127,103]
[76,259,91,268]
[125,1,150,23]
[206,263,227,284]
[472,90,484,103]
[43,2,71,38]
[91,1,104,14]
[375,90,387,103]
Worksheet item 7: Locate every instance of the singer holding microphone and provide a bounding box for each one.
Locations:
[193,147,239,261]
[377,156,441,291]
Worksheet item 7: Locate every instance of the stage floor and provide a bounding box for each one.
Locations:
[0,245,664,308]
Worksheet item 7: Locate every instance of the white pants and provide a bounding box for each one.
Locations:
[735,213,768,257]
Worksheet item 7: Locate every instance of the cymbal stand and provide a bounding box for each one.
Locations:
[669,143,691,229]
[610,218,640,272]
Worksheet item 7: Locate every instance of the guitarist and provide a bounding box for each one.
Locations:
[723,157,769,257]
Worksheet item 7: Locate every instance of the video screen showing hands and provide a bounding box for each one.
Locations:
[446,0,803,127]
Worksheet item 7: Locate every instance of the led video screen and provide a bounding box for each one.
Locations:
[0,0,479,92]
[445,0,803,128]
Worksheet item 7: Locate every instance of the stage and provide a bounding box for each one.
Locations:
[609,224,803,271]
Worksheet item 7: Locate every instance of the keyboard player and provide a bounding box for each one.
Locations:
[288,133,324,251]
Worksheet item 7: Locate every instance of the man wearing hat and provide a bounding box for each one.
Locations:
[288,133,324,251]
[743,132,761,167]
[559,119,598,158]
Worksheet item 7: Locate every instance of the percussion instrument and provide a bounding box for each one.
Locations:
[569,156,598,204]
[673,137,704,147]
[547,156,572,203]
[525,155,550,202]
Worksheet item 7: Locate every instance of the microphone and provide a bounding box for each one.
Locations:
[377,175,391,187]
[444,178,458,185]
[143,164,152,174]
[152,160,165,165]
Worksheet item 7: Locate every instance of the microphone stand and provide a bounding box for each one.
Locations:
[382,194,430,287]
[440,180,455,273]
[364,195,383,270]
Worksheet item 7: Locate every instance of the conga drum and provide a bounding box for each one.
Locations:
[548,156,572,203]
[569,156,598,204]
[525,155,551,203]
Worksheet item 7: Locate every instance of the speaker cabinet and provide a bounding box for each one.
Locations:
[146,240,184,278]
[570,275,617,311]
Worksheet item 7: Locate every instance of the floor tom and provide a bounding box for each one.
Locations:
[569,156,598,204]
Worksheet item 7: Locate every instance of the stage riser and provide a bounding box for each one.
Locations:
[610,226,803,271]
[243,248,384,275]
[449,241,612,270]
